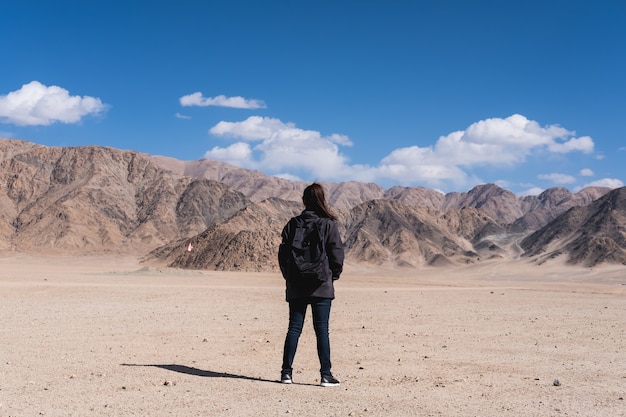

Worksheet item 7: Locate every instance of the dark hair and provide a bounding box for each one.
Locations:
[302,183,336,220]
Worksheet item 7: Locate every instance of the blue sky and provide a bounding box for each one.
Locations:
[1,1,625,195]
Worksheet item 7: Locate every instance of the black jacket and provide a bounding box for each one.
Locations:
[278,210,344,301]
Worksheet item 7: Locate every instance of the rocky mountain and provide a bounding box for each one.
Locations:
[1,139,623,269]
[153,155,386,211]
[0,139,249,254]
[521,187,626,266]
[146,198,511,271]
[514,186,611,230]
[152,156,611,230]
[147,198,301,271]
[341,200,508,267]
[441,184,523,224]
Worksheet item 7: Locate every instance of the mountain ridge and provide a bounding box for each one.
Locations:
[1,138,624,270]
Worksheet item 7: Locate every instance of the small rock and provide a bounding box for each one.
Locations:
[553,379,561,386]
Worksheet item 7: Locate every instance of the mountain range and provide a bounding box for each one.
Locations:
[2,138,625,270]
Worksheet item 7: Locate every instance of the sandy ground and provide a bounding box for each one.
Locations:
[1,255,625,417]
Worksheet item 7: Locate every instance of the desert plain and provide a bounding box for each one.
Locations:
[1,255,625,417]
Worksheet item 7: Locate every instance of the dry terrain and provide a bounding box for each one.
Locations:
[1,255,625,416]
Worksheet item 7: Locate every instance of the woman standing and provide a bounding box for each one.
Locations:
[278,183,345,387]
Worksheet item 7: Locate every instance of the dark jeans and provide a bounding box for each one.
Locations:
[281,297,333,378]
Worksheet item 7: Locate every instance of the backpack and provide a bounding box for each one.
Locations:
[281,216,328,282]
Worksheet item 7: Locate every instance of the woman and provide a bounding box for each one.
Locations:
[278,183,345,387]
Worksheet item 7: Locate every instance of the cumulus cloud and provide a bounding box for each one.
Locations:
[372,114,595,186]
[377,146,469,185]
[538,173,576,184]
[275,172,303,182]
[431,114,592,166]
[547,135,593,153]
[175,113,191,120]
[205,114,598,189]
[180,92,266,109]
[210,116,292,140]
[206,116,353,179]
[579,168,594,177]
[0,81,107,126]
[583,178,624,189]
[519,187,544,196]
[205,142,252,166]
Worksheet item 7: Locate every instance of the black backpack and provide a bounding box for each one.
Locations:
[281,217,328,282]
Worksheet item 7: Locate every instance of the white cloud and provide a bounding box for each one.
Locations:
[518,187,544,197]
[175,113,191,120]
[377,146,469,185]
[579,168,594,177]
[274,172,303,182]
[495,180,511,189]
[372,114,594,186]
[207,116,353,180]
[583,178,624,189]
[537,173,576,184]
[180,92,266,109]
[0,81,107,126]
[547,135,593,153]
[430,114,593,166]
[210,116,293,140]
[205,142,252,166]
[205,114,598,190]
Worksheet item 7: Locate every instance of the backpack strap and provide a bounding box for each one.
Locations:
[314,218,326,257]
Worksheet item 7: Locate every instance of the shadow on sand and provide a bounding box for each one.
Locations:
[121,363,318,386]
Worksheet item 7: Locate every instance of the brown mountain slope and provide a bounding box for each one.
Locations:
[151,198,511,271]
[152,156,385,211]
[152,155,612,228]
[344,201,515,267]
[515,186,611,230]
[438,207,510,250]
[341,199,475,267]
[0,140,250,254]
[1,139,622,269]
[521,187,626,266]
[147,198,301,271]
[383,186,444,210]
[442,184,523,224]
[155,156,611,229]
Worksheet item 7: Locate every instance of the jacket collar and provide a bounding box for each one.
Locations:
[300,209,320,219]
